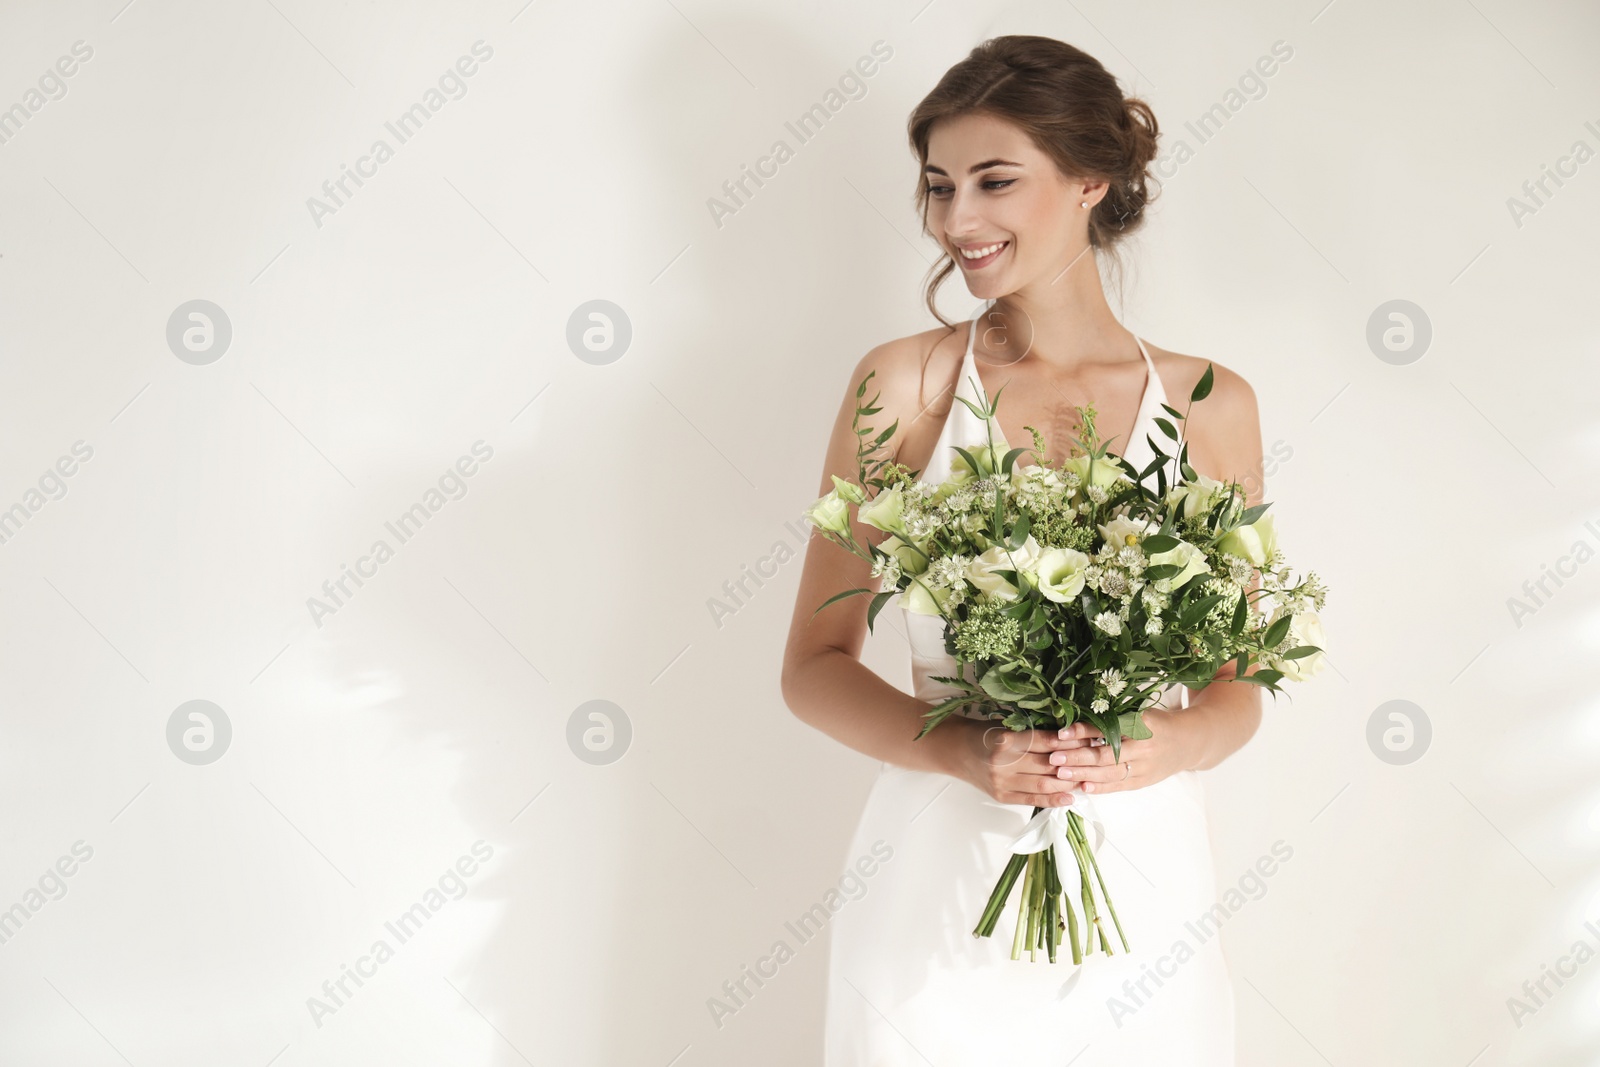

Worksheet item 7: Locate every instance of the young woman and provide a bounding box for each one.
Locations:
[782,36,1266,1065]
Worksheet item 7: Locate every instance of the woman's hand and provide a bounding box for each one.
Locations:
[1049,708,1198,795]
[947,717,1102,808]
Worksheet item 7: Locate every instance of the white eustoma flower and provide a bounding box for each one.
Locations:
[1035,546,1092,603]
[858,485,908,536]
[966,534,1045,601]
[804,488,851,535]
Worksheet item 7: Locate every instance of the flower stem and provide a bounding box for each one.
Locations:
[1027,849,1045,962]
[1081,824,1130,953]
[975,851,1029,938]
[1011,853,1033,961]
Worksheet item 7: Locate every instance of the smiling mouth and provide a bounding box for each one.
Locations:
[955,240,1009,269]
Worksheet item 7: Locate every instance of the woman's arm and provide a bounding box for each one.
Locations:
[1175,358,1268,772]
[780,339,975,778]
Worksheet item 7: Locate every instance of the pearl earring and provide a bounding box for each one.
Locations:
[1081,201,1088,208]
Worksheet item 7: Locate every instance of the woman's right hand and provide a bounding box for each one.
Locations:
[947,717,1099,808]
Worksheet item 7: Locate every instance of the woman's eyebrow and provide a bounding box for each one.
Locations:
[923,158,1024,176]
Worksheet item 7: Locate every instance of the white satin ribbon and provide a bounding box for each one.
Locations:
[1009,794,1105,894]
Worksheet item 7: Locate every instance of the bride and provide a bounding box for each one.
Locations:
[781,35,1266,1066]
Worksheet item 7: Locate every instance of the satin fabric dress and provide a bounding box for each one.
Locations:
[823,302,1236,1065]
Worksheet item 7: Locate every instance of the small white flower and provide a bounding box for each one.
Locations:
[1145,616,1164,636]
[1102,668,1127,697]
[1093,611,1122,636]
[1086,484,1109,505]
[1090,697,1110,715]
[1100,569,1130,598]
[1224,554,1254,585]
[869,553,902,585]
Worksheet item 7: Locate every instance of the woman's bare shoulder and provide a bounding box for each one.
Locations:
[1143,341,1258,422]
[843,320,969,456]
[1142,340,1262,485]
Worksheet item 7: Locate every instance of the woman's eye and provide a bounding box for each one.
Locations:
[927,179,1015,198]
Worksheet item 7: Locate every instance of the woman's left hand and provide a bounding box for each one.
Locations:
[1048,709,1198,795]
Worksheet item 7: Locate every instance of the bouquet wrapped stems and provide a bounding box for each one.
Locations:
[973,806,1129,963]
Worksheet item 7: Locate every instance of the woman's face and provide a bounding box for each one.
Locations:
[923,111,1098,295]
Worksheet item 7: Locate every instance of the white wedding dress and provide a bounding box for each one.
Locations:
[823,301,1236,1065]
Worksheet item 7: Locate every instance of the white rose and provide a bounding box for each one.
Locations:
[1062,452,1127,492]
[1167,473,1227,520]
[1274,609,1327,682]
[1011,463,1065,494]
[1148,538,1211,591]
[1097,514,1154,552]
[881,532,929,576]
[901,576,955,616]
[1218,512,1278,568]
[966,534,1044,601]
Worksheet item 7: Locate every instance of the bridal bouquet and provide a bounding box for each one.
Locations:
[805,364,1328,965]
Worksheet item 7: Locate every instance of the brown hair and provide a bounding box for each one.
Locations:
[906,35,1161,330]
